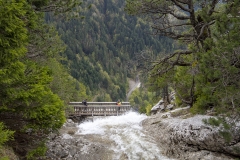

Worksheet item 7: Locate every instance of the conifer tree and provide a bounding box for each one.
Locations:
[0,0,85,158]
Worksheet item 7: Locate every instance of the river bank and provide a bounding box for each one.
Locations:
[142,107,240,160]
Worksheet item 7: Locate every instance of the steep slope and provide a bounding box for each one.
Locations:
[45,0,175,101]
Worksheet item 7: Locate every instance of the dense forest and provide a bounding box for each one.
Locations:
[45,0,175,102]
[0,0,240,159]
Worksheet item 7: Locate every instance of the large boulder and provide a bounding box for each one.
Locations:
[151,92,175,114]
[142,107,240,160]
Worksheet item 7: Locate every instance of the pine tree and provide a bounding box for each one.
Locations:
[0,0,80,158]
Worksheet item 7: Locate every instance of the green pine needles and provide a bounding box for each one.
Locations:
[0,0,85,159]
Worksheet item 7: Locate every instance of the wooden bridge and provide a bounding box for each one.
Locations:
[68,102,131,117]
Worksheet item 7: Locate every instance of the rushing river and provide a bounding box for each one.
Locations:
[76,111,171,160]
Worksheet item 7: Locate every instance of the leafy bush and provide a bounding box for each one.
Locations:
[0,122,15,160]
[0,122,14,146]
[26,143,47,160]
[203,117,233,143]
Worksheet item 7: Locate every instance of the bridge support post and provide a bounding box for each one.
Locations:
[92,111,94,121]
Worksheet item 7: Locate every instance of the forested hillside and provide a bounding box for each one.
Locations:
[45,0,175,101]
[0,0,89,159]
[126,0,240,128]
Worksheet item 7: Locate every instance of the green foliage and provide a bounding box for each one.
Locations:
[26,142,47,160]
[147,55,193,108]
[46,0,174,101]
[0,122,14,160]
[96,93,112,102]
[0,58,66,130]
[219,131,232,143]
[0,157,8,160]
[0,0,28,51]
[0,123,14,146]
[145,103,152,115]
[129,87,156,114]
[0,0,85,158]
[48,58,88,103]
[203,117,233,143]
[193,4,240,114]
[203,117,221,127]
[28,0,86,19]
[173,66,194,103]
[0,0,28,100]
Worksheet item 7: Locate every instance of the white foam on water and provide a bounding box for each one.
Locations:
[77,111,172,160]
[77,111,146,135]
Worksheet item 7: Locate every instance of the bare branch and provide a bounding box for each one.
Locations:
[176,0,192,5]
[172,0,191,12]
[197,20,216,40]
[208,0,219,15]
[149,50,192,76]
[169,12,190,20]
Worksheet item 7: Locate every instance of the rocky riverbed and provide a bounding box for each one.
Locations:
[46,119,116,160]
[45,112,169,160]
[45,108,240,160]
[142,107,240,160]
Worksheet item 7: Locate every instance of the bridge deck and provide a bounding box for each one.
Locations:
[69,102,131,116]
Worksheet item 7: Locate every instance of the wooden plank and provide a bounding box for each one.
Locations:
[68,102,131,117]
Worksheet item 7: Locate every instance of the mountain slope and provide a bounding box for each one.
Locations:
[46,0,175,101]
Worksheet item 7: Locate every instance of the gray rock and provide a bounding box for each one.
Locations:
[151,92,176,114]
[166,104,174,110]
[45,121,114,160]
[143,108,240,159]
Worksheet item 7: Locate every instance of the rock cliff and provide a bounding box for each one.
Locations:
[142,107,240,160]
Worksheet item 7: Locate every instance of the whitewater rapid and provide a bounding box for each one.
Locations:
[76,111,171,160]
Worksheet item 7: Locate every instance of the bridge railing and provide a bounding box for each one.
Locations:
[69,102,130,105]
[68,102,131,116]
